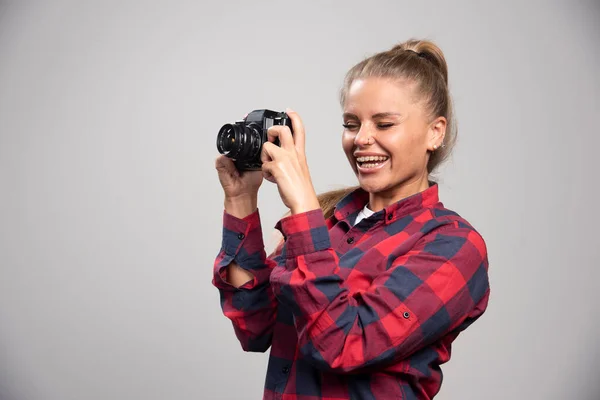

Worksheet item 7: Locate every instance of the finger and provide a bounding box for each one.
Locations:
[267,125,294,151]
[260,141,283,165]
[261,161,277,183]
[285,108,306,157]
[215,155,239,178]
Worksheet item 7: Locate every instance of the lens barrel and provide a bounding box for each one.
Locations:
[216,123,261,161]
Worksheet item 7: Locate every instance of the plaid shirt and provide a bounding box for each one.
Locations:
[213,183,490,399]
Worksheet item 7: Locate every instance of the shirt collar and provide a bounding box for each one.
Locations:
[333,181,440,225]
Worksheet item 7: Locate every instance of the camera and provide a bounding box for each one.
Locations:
[216,109,293,171]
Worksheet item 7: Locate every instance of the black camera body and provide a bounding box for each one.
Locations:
[216,109,293,171]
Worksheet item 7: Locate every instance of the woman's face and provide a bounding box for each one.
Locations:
[341,77,444,196]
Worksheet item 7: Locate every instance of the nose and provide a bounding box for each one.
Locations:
[354,125,375,147]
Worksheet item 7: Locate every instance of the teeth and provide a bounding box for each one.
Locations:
[356,156,388,162]
[360,162,387,169]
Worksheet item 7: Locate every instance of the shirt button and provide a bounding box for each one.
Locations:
[387,214,393,221]
[237,233,245,240]
[282,366,290,374]
[403,311,410,319]
[346,237,354,244]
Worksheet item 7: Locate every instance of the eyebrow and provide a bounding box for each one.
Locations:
[343,112,402,119]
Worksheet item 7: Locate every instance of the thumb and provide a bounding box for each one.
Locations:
[215,155,239,177]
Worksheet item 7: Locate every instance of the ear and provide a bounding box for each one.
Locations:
[427,116,447,151]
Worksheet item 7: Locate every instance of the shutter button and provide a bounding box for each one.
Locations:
[346,237,354,244]
[237,233,245,240]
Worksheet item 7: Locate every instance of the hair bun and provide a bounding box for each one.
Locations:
[391,39,449,85]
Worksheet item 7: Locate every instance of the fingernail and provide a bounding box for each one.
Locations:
[285,107,294,113]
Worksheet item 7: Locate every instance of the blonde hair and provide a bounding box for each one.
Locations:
[317,187,356,220]
[319,38,455,219]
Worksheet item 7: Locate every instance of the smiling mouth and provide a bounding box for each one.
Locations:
[356,155,389,170]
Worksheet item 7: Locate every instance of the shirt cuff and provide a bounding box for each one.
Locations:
[214,209,269,290]
[275,208,331,258]
[221,209,262,256]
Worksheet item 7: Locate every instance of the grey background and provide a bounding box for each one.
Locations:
[1,1,599,399]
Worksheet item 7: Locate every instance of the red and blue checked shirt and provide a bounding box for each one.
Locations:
[213,183,490,399]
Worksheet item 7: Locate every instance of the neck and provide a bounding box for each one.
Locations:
[368,174,430,212]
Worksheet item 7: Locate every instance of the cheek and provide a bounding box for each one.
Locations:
[382,130,425,171]
[341,132,358,172]
[388,127,424,155]
[341,132,354,155]
[381,132,409,159]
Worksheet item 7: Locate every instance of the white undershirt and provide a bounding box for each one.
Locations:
[353,204,375,226]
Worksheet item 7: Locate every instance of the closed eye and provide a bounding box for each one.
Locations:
[343,123,395,130]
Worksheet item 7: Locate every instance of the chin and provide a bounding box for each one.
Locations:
[357,177,392,194]
[357,169,414,195]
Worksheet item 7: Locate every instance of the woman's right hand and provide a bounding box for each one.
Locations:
[215,155,263,217]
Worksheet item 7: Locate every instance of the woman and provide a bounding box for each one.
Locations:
[213,39,490,399]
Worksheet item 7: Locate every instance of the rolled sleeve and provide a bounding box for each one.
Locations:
[213,209,273,291]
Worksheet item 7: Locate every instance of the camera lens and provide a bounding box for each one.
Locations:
[216,123,262,161]
[217,124,237,155]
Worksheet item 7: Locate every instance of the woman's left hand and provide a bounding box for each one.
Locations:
[261,108,321,215]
